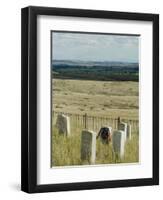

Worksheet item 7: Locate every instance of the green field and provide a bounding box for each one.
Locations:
[52,79,139,166]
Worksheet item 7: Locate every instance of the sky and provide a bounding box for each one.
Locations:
[52,32,139,62]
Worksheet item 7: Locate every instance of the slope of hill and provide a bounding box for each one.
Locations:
[52,60,139,81]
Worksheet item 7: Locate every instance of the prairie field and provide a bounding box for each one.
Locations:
[52,79,139,119]
[51,78,139,167]
[51,127,139,166]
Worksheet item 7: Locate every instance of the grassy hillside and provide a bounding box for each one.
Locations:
[51,127,139,167]
[51,78,139,167]
[52,79,139,119]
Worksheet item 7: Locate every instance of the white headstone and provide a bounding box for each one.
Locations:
[118,122,127,141]
[112,130,125,158]
[56,114,70,136]
[81,130,96,164]
[127,124,132,140]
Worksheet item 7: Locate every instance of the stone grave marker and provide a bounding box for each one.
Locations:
[112,130,125,158]
[81,130,96,164]
[56,114,70,136]
[118,122,127,141]
[97,126,112,144]
[127,124,132,140]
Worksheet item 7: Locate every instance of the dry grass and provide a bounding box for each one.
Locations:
[51,127,139,167]
[51,78,139,167]
[52,79,139,119]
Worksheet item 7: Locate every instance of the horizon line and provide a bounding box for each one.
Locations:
[52,59,139,63]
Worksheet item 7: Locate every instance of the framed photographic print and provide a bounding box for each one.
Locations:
[21,6,159,193]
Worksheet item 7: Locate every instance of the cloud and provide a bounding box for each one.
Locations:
[52,32,139,62]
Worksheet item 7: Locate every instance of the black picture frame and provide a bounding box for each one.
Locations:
[21,6,159,193]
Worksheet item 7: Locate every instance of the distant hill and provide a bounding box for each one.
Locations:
[52,60,139,81]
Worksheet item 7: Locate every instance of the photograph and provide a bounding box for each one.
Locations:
[51,31,140,167]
